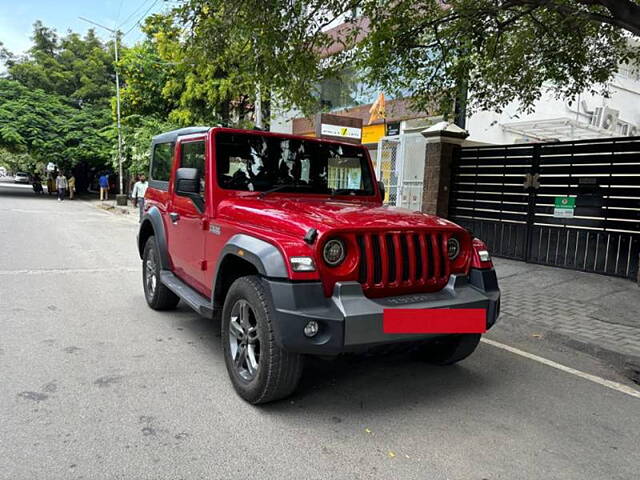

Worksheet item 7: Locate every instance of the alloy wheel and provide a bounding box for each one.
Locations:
[145,248,157,299]
[228,299,260,381]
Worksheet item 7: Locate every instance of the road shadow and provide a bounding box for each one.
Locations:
[170,304,498,412]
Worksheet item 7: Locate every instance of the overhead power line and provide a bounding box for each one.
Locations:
[118,0,154,30]
[123,0,161,37]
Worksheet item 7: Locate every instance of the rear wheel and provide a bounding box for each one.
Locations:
[142,236,179,311]
[222,276,303,404]
[415,334,481,365]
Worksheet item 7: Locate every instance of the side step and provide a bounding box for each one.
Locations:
[160,271,214,318]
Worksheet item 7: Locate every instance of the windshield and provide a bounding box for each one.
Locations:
[216,132,375,196]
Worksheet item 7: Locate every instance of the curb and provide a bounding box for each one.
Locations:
[545,330,640,385]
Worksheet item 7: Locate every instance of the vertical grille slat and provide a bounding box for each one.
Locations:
[418,233,429,280]
[407,234,417,283]
[355,230,450,297]
[431,233,441,278]
[378,233,389,285]
[363,234,375,287]
[392,233,403,284]
[441,233,451,279]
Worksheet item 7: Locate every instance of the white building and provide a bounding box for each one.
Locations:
[467,64,640,144]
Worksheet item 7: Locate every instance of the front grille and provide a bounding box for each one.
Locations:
[356,231,451,295]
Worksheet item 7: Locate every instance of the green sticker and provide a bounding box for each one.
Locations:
[554,197,576,209]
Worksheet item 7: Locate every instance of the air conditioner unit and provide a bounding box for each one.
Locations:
[590,106,620,131]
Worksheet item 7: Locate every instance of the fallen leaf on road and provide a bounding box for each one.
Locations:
[388,451,396,458]
[365,428,372,434]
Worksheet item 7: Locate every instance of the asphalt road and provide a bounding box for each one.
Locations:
[1,179,639,480]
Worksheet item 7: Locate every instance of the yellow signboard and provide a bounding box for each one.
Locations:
[362,124,386,145]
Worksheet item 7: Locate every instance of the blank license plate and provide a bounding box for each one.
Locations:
[383,309,486,334]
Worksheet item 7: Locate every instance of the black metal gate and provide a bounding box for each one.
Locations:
[450,136,640,280]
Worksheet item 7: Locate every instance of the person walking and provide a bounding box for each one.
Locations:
[56,171,68,201]
[68,174,76,200]
[131,174,149,222]
[131,174,141,207]
[99,173,109,201]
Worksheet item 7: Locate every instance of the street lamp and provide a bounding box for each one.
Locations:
[78,16,124,198]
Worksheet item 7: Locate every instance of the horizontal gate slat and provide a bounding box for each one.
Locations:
[537,186,640,196]
[452,184,529,194]
[454,174,528,184]
[452,200,529,212]
[539,164,640,174]
[455,166,532,174]
[539,153,640,165]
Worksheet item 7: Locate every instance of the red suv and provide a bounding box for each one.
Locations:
[138,127,500,403]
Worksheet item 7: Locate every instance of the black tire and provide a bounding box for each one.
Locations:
[142,236,180,311]
[415,334,481,365]
[221,276,303,404]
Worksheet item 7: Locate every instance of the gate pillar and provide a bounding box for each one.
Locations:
[421,122,469,217]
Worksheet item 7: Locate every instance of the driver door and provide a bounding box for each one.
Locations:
[168,138,209,294]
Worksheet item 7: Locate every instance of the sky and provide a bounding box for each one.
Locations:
[0,0,168,57]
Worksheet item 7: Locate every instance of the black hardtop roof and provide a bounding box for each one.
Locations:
[152,126,210,144]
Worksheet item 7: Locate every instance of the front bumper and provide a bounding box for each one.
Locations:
[265,268,500,355]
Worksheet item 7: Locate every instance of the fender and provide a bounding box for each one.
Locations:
[138,206,171,270]
[212,234,288,294]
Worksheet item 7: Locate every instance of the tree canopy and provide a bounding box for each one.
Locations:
[173,0,640,117]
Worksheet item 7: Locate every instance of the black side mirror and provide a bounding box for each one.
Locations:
[175,167,204,211]
[378,180,386,203]
[176,167,200,195]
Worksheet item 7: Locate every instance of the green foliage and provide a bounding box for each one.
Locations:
[118,13,263,127]
[7,21,116,106]
[0,79,113,170]
[173,0,640,117]
[120,115,180,176]
[0,148,38,174]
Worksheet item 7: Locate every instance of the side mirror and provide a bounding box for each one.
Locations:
[175,167,200,196]
[378,180,386,203]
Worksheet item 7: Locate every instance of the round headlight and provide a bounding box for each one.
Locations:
[323,239,346,266]
[447,237,460,260]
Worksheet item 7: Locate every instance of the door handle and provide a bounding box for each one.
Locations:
[169,212,180,224]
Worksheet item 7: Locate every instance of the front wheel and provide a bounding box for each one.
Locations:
[415,334,481,365]
[221,276,303,404]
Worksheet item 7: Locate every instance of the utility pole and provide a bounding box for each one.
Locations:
[79,17,124,197]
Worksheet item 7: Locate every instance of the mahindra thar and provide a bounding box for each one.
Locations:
[138,127,500,404]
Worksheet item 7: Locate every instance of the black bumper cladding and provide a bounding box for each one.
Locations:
[265,269,500,355]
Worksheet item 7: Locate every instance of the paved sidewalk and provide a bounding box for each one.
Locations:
[493,258,640,381]
[84,196,139,222]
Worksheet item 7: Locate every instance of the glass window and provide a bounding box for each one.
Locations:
[150,142,174,182]
[216,132,374,196]
[180,141,206,200]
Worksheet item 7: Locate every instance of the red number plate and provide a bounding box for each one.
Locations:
[383,309,487,334]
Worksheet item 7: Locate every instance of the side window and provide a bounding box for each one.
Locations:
[180,141,206,201]
[151,142,174,182]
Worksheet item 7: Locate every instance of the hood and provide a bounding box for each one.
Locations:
[216,196,462,239]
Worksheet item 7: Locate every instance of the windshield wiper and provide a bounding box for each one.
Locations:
[258,183,313,199]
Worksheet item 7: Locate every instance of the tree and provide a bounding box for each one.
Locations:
[173,0,640,117]
[7,21,116,106]
[0,79,113,171]
[119,13,257,127]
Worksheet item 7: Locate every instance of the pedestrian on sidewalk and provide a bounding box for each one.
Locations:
[131,174,141,207]
[99,173,109,201]
[56,171,68,201]
[131,174,149,222]
[68,174,76,200]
